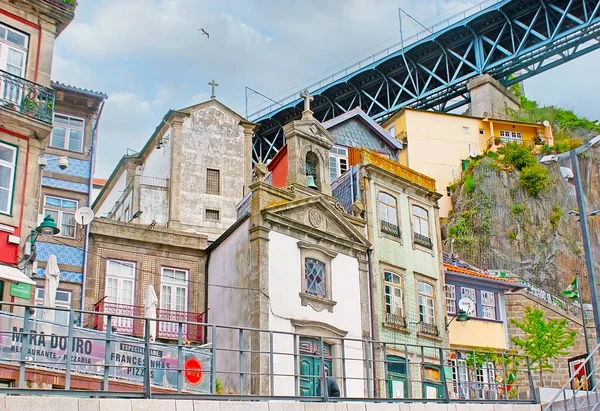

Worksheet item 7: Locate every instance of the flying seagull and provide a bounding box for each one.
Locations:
[199,28,209,39]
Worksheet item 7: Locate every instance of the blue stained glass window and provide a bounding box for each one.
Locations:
[304,258,326,298]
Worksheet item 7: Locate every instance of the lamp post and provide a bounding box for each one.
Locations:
[446,309,470,329]
[540,135,600,346]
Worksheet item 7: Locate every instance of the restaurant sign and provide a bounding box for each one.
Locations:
[0,311,211,392]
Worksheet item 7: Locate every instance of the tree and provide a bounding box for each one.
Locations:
[510,307,576,386]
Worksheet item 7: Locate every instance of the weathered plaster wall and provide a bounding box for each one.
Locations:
[142,130,171,179]
[96,172,126,217]
[268,231,365,397]
[467,74,520,120]
[179,105,247,240]
[139,187,168,225]
[206,219,251,392]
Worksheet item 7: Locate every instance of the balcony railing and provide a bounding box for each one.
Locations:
[0,70,55,124]
[93,301,205,343]
[384,312,407,329]
[381,220,402,239]
[414,232,433,249]
[418,321,439,337]
[43,0,77,13]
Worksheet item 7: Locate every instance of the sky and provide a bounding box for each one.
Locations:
[52,0,600,178]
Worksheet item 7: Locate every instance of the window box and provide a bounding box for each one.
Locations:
[381,220,402,239]
[413,232,433,249]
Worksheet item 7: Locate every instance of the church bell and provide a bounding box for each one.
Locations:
[306,174,318,189]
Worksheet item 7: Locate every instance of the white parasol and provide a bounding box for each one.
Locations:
[41,254,60,322]
[144,285,158,341]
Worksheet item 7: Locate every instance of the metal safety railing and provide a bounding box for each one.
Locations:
[0,302,537,402]
[544,344,600,411]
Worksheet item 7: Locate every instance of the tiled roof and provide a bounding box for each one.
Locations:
[93,177,107,186]
[443,263,516,284]
[51,81,108,99]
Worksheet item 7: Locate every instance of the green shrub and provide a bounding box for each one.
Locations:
[519,164,549,196]
[485,151,500,160]
[499,142,536,171]
[549,204,564,229]
[464,174,475,195]
[512,205,526,216]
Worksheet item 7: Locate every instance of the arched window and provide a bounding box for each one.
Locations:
[379,192,401,238]
[411,205,429,237]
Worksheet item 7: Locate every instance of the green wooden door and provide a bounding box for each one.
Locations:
[299,338,332,397]
[386,355,408,399]
[422,364,444,399]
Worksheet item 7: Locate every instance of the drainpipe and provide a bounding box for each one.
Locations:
[80,100,106,325]
[366,247,376,397]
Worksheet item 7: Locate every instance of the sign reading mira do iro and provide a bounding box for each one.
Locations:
[0,310,211,392]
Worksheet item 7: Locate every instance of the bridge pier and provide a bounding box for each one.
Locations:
[467,74,521,120]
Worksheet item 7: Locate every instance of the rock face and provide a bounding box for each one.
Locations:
[444,144,600,297]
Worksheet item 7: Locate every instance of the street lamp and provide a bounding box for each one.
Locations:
[540,134,600,347]
[446,309,470,329]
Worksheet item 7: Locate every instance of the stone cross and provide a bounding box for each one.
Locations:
[209,79,219,99]
[300,89,313,112]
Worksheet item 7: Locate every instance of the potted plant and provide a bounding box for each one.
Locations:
[494,136,501,145]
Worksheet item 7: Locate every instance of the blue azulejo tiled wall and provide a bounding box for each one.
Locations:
[45,155,91,179]
[36,242,84,267]
[34,268,83,284]
[42,177,89,194]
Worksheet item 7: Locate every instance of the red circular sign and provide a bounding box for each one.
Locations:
[184,357,203,385]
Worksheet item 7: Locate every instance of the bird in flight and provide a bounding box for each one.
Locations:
[199,28,209,39]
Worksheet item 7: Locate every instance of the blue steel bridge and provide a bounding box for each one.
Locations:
[250,0,600,163]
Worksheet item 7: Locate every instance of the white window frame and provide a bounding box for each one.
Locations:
[35,287,71,326]
[0,142,17,215]
[329,145,348,182]
[51,114,86,152]
[499,130,523,144]
[445,285,456,314]
[378,192,398,226]
[0,23,28,76]
[105,259,136,331]
[43,195,78,238]
[481,291,497,320]
[460,287,477,316]
[417,281,435,325]
[412,204,430,238]
[384,271,403,320]
[160,267,188,312]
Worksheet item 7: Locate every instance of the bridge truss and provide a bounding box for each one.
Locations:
[250,0,600,162]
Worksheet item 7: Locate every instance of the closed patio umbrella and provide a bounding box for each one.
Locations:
[41,254,60,322]
[144,285,158,341]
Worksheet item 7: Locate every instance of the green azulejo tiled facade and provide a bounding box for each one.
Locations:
[359,149,446,399]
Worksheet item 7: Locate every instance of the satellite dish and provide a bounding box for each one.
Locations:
[543,120,550,127]
[458,297,475,315]
[74,207,95,226]
[469,150,478,158]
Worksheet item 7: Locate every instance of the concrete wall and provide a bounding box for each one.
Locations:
[97,171,126,217]
[142,128,171,180]
[0,397,543,411]
[505,290,597,389]
[467,75,520,120]
[206,219,252,392]
[139,186,168,226]
[179,105,247,241]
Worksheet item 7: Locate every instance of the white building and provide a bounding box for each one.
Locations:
[93,99,255,241]
[207,103,371,397]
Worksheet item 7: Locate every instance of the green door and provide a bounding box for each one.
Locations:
[422,364,444,399]
[299,338,332,396]
[386,355,408,399]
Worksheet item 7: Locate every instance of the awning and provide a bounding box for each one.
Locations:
[0,265,35,285]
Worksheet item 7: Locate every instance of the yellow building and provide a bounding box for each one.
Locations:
[383,108,554,217]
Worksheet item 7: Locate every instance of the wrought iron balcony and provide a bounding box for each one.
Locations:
[414,232,433,249]
[418,321,439,337]
[43,0,77,13]
[384,312,407,329]
[93,301,205,343]
[381,220,402,239]
[0,70,55,124]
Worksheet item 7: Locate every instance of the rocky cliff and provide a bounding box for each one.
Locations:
[443,132,600,297]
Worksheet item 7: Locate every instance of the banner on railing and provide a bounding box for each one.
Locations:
[0,312,211,392]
